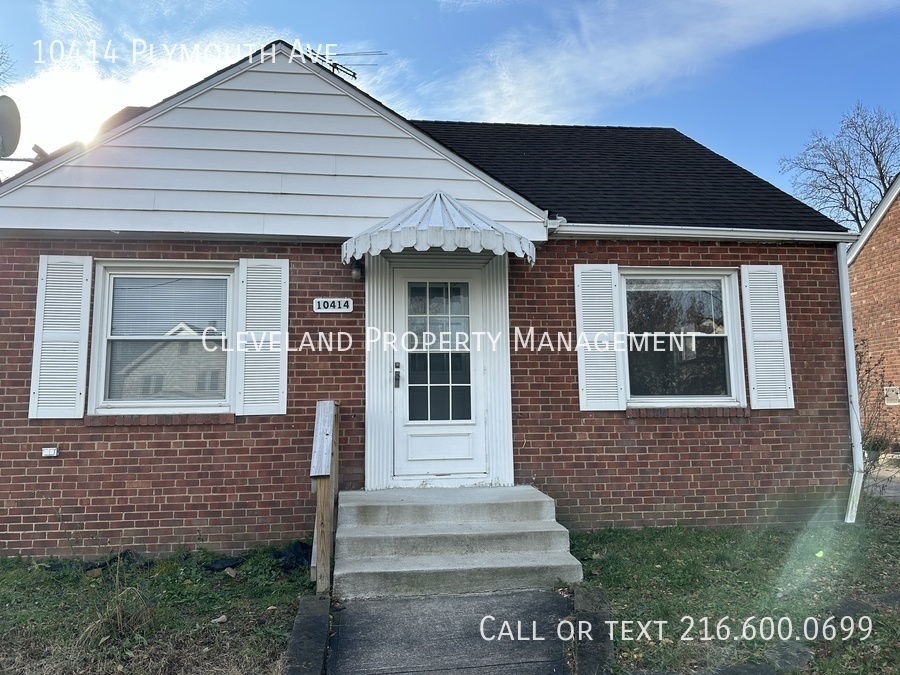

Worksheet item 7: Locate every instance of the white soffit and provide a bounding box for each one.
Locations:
[342,191,536,264]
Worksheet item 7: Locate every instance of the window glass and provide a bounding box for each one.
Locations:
[625,278,729,397]
[105,276,228,402]
[406,281,473,421]
[409,386,428,421]
[107,340,226,400]
[111,277,227,336]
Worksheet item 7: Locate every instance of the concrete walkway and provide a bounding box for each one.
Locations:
[325,590,574,674]
[869,463,900,502]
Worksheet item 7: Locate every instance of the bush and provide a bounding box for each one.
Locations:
[856,340,900,512]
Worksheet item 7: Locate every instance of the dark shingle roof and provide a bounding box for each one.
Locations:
[411,121,844,233]
[98,106,149,135]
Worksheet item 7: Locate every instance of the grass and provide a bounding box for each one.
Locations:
[3,490,897,674]
[571,497,900,674]
[0,544,316,675]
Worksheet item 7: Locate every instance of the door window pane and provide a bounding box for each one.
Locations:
[429,353,450,384]
[409,353,428,385]
[428,284,448,314]
[428,316,449,340]
[450,353,471,385]
[450,283,469,314]
[405,281,473,422]
[449,317,469,343]
[451,386,472,420]
[409,386,428,421]
[407,316,426,343]
[408,283,427,315]
[430,386,451,420]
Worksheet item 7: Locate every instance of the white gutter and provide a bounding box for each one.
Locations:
[838,243,865,523]
[554,222,857,243]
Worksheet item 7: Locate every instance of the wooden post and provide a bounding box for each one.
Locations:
[309,400,339,594]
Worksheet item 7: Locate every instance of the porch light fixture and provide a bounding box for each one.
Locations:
[350,258,364,281]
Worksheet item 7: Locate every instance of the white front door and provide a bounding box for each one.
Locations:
[392,268,487,480]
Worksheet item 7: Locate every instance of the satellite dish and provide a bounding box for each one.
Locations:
[0,95,22,158]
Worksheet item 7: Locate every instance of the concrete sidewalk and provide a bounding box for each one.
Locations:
[871,463,900,502]
[325,590,575,674]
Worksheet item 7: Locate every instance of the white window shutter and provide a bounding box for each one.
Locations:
[574,264,626,411]
[29,255,92,419]
[236,259,289,415]
[741,265,794,409]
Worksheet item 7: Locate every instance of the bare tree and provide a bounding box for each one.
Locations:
[780,103,900,231]
[0,43,13,88]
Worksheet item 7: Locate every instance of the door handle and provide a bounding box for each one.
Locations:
[394,362,401,388]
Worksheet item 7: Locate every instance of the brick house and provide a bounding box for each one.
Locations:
[0,42,860,561]
[848,175,900,424]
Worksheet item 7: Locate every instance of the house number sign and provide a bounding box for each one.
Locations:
[313,298,353,313]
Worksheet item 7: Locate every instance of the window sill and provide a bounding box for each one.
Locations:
[85,413,236,427]
[625,407,750,419]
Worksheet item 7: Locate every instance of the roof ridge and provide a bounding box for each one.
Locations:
[411,119,677,131]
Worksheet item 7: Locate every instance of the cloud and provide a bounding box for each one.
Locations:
[8,0,899,182]
[437,0,514,11]
[37,0,105,42]
[349,45,426,120]
[430,0,900,123]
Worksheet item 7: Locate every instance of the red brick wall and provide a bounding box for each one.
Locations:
[0,239,366,558]
[1,237,852,558]
[508,240,851,529]
[849,197,900,428]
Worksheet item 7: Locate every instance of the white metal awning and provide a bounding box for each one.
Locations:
[341,191,536,265]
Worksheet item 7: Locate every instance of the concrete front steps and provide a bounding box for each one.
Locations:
[332,485,583,599]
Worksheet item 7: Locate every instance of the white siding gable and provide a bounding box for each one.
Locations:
[0,50,546,241]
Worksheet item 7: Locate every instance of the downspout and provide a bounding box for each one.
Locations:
[838,243,865,523]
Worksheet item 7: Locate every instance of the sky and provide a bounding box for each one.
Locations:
[2,0,900,196]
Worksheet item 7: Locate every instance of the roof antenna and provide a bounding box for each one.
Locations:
[307,49,386,81]
[331,51,386,79]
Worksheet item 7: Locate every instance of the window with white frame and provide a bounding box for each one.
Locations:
[574,264,793,411]
[27,255,289,419]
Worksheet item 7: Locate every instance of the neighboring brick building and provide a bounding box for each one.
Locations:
[848,175,900,428]
[0,42,858,558]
